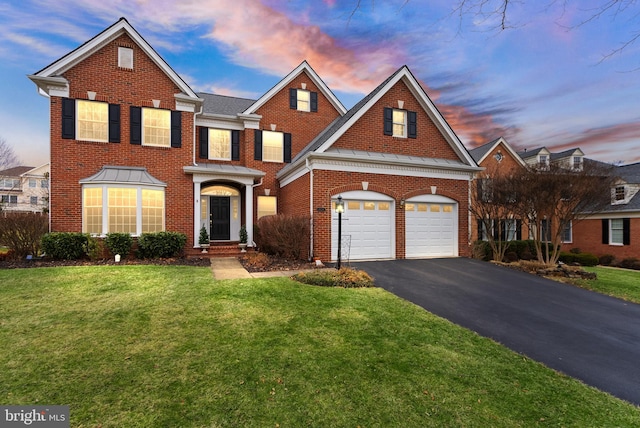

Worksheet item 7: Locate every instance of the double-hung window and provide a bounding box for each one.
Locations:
[610,219,624,245]
[143,108,171,147]
[289,88,317,112]
[77,100,109,142]
[254,130,292,163]
[62,98,120,142]
[392,109,407,137]
[561,221,572,243]
[29,179,37,188]
[209,129,231,160]
[383,107,417,138]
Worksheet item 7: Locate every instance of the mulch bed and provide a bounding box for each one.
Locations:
[238,253,318,273]
[0,257,212,269]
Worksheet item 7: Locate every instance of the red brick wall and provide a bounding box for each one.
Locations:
[309,169,470,261]
[562,217,640,260]
[50,34,195,244]
[333,80,460,160]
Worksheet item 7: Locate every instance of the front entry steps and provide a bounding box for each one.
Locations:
[189,241,253,258]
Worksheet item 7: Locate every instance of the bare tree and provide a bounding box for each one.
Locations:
[469,164,522,261]
[350,1,640,63]
[0,137,19,172]
[510,161,615,265]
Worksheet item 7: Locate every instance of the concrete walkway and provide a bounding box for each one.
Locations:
[210,257,319,280]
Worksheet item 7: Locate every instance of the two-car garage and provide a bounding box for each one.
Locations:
[331,191,458,261]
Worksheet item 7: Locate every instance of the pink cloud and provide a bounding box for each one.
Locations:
[545,122,640,163]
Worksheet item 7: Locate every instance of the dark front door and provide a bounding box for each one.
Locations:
[210,196,230,240]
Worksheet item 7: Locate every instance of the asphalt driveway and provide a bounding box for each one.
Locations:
[355,258,640,406]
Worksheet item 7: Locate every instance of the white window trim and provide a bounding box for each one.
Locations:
[609,218,624,246]
[82,184,165,236]
[257,196,277,219]
[262,130,284,163]
[296,89,310,112]
[392,109,407,138]
[76,99,109,143]
[208,129,232,161]
[142,108,171,148]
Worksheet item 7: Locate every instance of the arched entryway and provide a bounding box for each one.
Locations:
[200,184,241,241]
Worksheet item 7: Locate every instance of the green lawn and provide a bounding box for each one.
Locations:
[1,266,638,427]
[581,266,640,304]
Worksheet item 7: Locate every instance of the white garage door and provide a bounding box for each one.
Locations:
[331,194,394,261]
[405,197,457,258]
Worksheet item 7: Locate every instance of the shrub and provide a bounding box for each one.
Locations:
[558,251,599,267]
[84,235,104,261]
[599,254,615,266]
[471,240,491,261]
[569,247,582,254]
[240,252,272,270]
[105,233,134,257]
[292,267,374,288]
[41,232,90,260]
[136,232,187,259]
[0,212,48,259]
[620,257,640,270]
[255,215,310,260]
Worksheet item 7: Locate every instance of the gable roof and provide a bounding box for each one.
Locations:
[243,61,347,116]
[550,148,584,161]
[469,137,527,167]
[0,166,34,177]
[29,18,199,100]
[198,93,256,117]
[518,146,550,160]
[617,162,640,184]
[291,65,477,167]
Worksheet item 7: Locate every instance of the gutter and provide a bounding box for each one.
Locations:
[306,158,314,261]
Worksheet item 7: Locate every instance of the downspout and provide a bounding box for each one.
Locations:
[306,158,314,261]
[250,177,264,247]
[193,104,203,166]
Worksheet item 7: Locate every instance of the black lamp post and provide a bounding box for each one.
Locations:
[335,195,344,270]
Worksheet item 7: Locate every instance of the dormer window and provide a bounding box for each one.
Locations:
[615,185,626,202]
[573,156,583,170]
[538,154,549,168]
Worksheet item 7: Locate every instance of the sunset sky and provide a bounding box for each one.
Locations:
[1,0,639,167]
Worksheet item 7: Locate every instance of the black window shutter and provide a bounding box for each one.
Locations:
[170,111,182,148]
[254,130,263,161]
[383,107,393,135]
[477,219,484,241]
[284,133,292,163]
[130,106,142,145]
[408,111,417,139]
[289,88,297,109]
[231,130,240,161]
[108,104,120,143]
[516,220,522,240]
[62,98,75,139]
[310,92,318,112]
[602,219,609,244]
[623,218,631,245]
[492,219,500,240]
[199,127,208,159]
[499,220,506,241]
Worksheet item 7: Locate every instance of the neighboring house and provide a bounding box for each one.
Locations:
[469,137,528,243]
[564,161,640,260]
[0,164,50,213]
[29,18,480,261]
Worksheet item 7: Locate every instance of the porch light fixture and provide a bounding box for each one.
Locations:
[335,195,345,270]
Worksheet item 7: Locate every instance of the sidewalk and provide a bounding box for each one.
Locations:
[210,257,320,280]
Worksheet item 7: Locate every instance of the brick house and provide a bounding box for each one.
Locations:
[0,164,50,213]
[469,137,528,243]
[29,18,480,261]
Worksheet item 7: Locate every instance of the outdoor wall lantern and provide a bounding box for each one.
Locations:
[335,195,345,270]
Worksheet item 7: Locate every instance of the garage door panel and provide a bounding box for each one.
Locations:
[406,202,457,258]
[332,197,393,261]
